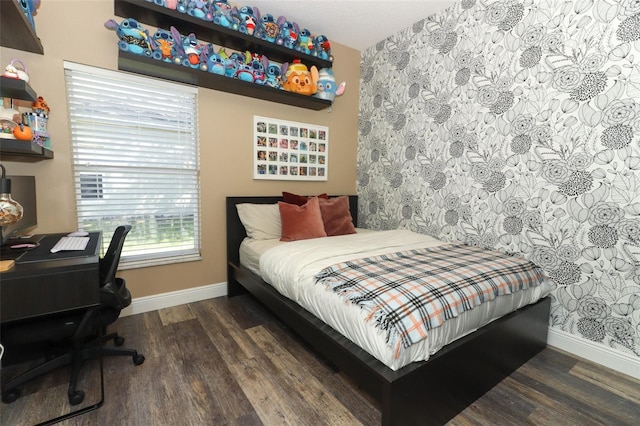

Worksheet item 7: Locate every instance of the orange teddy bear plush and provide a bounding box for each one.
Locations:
[282,60,318,96]
[32,96,50,115]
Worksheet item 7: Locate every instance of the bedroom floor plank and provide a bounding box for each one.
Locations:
[518,352,640,425]
[2,294,639,426]
[245,325,362,426]
[190,298,262,366]
[569,360,640,405]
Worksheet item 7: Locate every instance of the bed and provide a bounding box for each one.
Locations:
[226,195,551,425]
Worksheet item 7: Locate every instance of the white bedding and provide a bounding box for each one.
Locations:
[241,229,551,371]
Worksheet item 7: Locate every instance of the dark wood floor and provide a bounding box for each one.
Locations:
[1,294,639,425]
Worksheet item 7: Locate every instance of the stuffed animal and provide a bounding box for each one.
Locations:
[104,18,153,56]
[20,0,36,31]
[170,26,205,69]
[281,60,318,96]
[262,56,284,90]
[313,35,332,61]
[212,0,239,29]
[314,68,345,102]
[255,13,279,42]
[276,18,300,50]
[218,48,238,78]
[150,28,178,62]
[32,96,50,115]
[176,0,188,13]
[297,28,313,54]
[202,44,225,75]
[234,6,260,36]
[187,0,212,21]
[247,53,269,85]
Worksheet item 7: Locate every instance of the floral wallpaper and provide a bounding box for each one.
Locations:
[358,0,640,360]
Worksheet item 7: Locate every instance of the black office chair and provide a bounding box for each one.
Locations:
[1,225,145,405]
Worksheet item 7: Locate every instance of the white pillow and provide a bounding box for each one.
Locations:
[236,203,281,240]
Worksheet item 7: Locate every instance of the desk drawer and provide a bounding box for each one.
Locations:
[1,267,99,323]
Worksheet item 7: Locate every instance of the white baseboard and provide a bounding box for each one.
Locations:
[120,281,227,317]
[547,327,640,380]
[119,284,639,380]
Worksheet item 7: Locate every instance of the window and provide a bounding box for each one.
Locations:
[64,61,200,268]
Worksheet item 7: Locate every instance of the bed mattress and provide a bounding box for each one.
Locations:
[240,229,551,371]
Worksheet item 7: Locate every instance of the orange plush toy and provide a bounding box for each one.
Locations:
[282,59,318,96]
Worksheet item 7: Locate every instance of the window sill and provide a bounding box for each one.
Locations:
[120,253,202,270]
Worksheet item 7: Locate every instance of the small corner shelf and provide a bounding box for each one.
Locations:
[0,0,43,54]
[0,139,54,161]
[0,76,37,102]
[118,51,332,110]
[0,78,52,162]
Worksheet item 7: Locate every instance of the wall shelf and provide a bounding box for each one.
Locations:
[114,0,333,110]
[0,0,43,54]
[0,77,37,102]
[114,0,332,69]
[118,51,332,110]
[0,75,51,162]
[0,139,53,161]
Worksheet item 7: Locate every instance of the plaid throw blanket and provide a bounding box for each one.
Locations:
[314,243,546,359]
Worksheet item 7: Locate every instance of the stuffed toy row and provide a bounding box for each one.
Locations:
[144,0,332,61]
[105,18,345,101]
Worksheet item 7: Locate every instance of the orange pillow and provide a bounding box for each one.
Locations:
[279,197,327,242]
[319,196,356,236]
[282,191,329,206]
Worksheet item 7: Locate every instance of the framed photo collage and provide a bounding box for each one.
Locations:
[253,115,328,181]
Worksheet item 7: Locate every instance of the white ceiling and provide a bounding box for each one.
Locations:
[247,0,457,51]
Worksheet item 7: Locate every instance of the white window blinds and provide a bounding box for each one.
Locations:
[64,61,200,267]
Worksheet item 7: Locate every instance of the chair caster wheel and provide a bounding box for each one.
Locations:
[114,336,125,346]
[2,389,20,404]
[69,390,85,405]
[133,353,145,365]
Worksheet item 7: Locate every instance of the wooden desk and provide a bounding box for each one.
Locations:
[0,231,104,424]
[1,232,101,323]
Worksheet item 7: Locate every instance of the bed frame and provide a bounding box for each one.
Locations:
[226,196,550,426]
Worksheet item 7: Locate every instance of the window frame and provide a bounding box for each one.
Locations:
[64,61,201,269]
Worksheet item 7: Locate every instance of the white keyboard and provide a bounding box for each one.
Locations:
[50,236,90,253]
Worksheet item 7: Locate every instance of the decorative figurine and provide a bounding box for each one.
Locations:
[13,121,32,141]
[314,68,346,102]
[281,60,318,96]
[3,59,29,82]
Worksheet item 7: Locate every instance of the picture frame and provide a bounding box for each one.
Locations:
[253,116,328,181]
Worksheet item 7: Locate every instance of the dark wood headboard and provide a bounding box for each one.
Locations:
[225,195,358,266]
